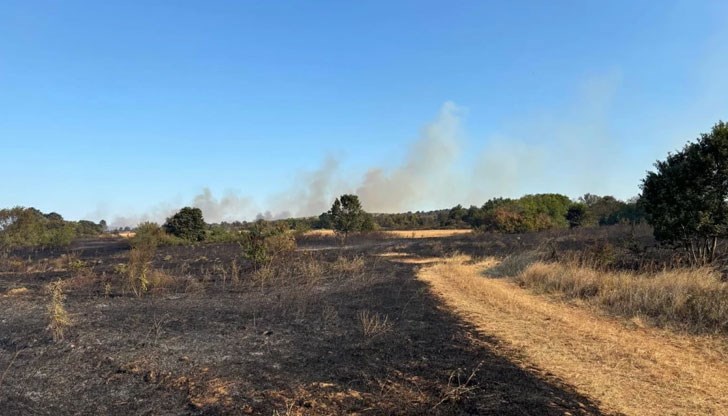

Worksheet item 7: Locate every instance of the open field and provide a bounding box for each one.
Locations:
[1,227,726,415]
[303,229,473,239]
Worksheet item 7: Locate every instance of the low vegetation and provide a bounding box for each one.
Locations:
[46,280,71,342]
[514,261,728,334]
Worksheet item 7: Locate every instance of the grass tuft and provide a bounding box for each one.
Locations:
[46,280,71,342]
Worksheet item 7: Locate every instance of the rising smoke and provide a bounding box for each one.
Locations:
[109,73,630,228]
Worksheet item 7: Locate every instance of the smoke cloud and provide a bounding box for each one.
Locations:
[108,73,631,228]
[356,101,465,212]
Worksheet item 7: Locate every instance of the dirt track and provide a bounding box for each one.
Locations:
[415,255,728,416]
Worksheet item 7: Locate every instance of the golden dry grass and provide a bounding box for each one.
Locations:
[303,229,472,238]
[516,262,728,333]
[4,287,30,296]
[416,255,728,416]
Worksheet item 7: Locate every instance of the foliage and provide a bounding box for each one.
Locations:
[240,220,296,269]
[130,222,164,250]
[163,207,206,241]
[76,220,104,236]
[641,121,728,265]
[328,194,368,239]
[566,203,590,228]
[0,207,77,248]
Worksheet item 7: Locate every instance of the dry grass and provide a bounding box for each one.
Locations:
[417,255,728,415]
[127,246,155,297]
[46,280,71,342]
[386,229,472,238]
[4,287,29,296]
[357,309,393,337]
[516,262,728,333]
[303,229,472,239]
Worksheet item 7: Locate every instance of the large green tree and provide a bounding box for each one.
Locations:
[641,121,728,265]
[163,207,206,241]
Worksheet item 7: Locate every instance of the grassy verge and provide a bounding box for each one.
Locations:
[508,259,728,334]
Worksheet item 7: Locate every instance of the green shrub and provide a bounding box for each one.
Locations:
[240,220,296,269]
[163,207,206,241]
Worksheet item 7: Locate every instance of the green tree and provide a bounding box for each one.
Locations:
[566,203,589,228]
[328,194,367,241]
[641,121,728,265]
[163,207,206,241]
[0,207,77,248]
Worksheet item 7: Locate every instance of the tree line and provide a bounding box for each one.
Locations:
[0,207,106,248]
[3,121,727,267]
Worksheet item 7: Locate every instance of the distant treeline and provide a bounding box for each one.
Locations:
[318,193,644,233]
[0,193,643,249]
[0,207,107,248]
[228,193,644,234]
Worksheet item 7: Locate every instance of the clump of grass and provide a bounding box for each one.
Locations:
[230,258,240,286]
[484,251,539,278]
[296,254,326,284]
[127,247,153,297]
[252,265,276,290]
[332,255,365,278]
[515,262,728,333]
[357,310,392,337]
[46,280,71,342]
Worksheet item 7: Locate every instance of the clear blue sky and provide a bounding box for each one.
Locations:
[1,1,727,224]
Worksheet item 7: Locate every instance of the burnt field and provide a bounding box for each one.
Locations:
[0,232,612,416]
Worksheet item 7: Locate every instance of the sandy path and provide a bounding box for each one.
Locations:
[414,255,728,416]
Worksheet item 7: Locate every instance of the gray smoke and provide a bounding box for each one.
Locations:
[356,101,464,212]
[109,73,637,228]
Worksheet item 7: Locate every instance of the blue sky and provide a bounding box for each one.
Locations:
[1,1,727,225]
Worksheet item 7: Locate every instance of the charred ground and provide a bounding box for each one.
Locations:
[0,232,612,415]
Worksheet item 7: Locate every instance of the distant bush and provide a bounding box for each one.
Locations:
[163,207,206,241]
[131,222,187,248]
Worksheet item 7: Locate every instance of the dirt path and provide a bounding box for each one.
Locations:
[413,255,728,416]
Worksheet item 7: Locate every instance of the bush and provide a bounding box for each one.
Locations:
[163,207,206,241]
[240,220,296,269]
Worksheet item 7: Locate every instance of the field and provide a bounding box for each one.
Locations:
[1,227,727,415]
[303,229,473,239]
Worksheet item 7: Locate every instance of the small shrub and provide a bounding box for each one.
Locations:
[240,221,296,269]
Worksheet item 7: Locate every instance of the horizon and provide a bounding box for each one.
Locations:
[2,1,727,226]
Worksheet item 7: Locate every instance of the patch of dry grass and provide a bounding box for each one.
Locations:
[516,262,728,333]
[46,280,71,342]
[303,229,472,239]
[417,255,728,416]
[385,229,472,238]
